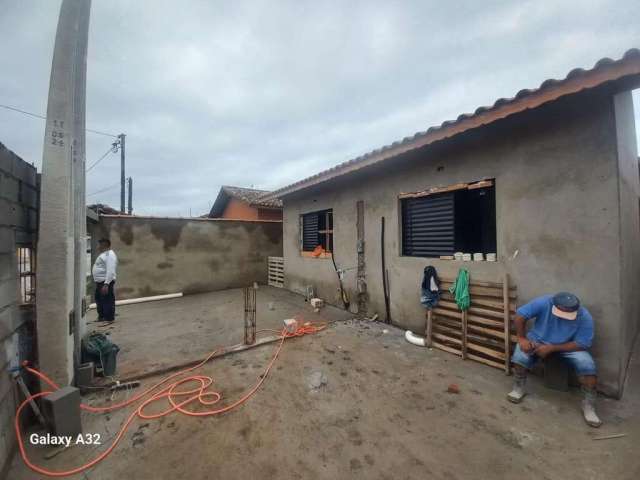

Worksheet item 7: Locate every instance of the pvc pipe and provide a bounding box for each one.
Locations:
[405,330,427,347]
[88,292,183,310]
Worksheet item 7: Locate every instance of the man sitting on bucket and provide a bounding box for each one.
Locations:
[507,292,601,427]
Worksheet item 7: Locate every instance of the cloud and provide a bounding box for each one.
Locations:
[0,0,638,216]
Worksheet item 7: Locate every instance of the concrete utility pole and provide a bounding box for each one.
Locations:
[119,133,126,213]
[127,177,133,215]
[37,0,92,387]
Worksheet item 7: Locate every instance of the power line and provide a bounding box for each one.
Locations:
[86,144,117,172]
[0,103,118,137]
[87,181,120,197]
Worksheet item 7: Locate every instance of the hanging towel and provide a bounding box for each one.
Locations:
[449,268,470,311]
[420,265,441,308]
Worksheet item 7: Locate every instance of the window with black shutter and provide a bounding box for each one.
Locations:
[401,181,496,258]
[301,209,333,255]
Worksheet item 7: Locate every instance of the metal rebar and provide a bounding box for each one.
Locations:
[243,286,256,345]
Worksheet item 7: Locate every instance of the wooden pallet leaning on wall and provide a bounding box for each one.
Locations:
[268,256,284,288]
[426,273,516,374]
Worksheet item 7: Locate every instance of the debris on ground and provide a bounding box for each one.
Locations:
[592,433,627,440]
[307,371,328,391]
[447,384,460,394]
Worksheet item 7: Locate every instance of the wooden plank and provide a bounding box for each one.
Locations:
[467,342,505,361]
[437,299,461,311]
[461,309,468,360]
[437,315,503,340]
[433,307,462,320]
[398,182,469,199]
[433,331,461,346]
[503,272,511,375]
[425,309,433,348]
[467,353,504,370]
[467,314,503,329]
[468,305,504,320]
[436,323,504,353]
[432,340,462,357]
[441,284,516,299]
[119,334,283,383]
[469,297,516,313]
[440,278,516,290]
[467,179,494,190]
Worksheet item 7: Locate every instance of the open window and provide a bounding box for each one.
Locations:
[401,180,496,258]
[300,209,333,258]
[17,246,36,304]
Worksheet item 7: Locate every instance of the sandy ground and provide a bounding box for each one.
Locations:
[84,286,351,379]
[8,291,640,480]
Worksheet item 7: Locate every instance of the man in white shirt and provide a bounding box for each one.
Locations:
[92,238,118,322]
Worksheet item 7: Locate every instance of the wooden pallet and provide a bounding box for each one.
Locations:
[426,273,516,374]
[268,256,284,288]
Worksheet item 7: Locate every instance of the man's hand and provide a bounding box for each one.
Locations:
[100,284,109,295]
[518,336,535,354]
[534,343,556,359]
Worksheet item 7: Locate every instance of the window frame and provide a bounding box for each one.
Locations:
[17,246,36,305]
[399,179,496,259]
[299,208,333,259]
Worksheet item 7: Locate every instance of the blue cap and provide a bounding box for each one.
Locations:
[552,292,580,312]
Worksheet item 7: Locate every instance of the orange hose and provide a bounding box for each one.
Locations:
[15,321,326,477]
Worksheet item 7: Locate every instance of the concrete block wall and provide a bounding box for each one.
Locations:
[88,216,283,301]
[0,143,38,474]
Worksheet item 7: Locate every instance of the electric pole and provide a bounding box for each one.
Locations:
[119,133,126,213]
[127,176,133,215]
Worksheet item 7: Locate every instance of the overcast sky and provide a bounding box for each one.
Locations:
[1,1,639,216]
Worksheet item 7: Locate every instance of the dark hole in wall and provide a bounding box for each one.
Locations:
[453,186,497,254]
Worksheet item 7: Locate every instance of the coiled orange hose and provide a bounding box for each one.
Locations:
[15,320,326,477]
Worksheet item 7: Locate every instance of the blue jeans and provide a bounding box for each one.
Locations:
[511,344,597,376]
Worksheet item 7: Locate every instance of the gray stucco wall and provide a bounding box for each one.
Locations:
[89,216,283,300]
[0,143,38,474]
[283,89,637,397]
[613,91,640,392]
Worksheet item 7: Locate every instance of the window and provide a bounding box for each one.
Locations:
[401,180,496,258]
[17,247,36,304]
[300,209,333,256]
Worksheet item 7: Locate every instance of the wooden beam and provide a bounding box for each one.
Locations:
[503,272,511,375]
[462,309,468,360]
[426,309,433,348]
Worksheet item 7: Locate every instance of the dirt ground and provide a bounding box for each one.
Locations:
[84,286,351,379]
[8,291,640,480]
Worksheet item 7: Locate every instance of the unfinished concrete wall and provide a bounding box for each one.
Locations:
[89,216,282,300]
[283,89,634,397]
[0,143,38,474]
[613,91,640,392]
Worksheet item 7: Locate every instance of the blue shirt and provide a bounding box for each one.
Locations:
[516,295,594,349]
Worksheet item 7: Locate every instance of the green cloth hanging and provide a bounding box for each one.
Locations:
[449,268,470,311]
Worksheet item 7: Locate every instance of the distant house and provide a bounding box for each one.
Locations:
[208,186,282,220]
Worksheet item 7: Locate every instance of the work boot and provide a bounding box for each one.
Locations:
[507,371,527,403]
[581,387,602,428]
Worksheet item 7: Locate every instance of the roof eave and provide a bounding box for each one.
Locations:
[263,49,640,201]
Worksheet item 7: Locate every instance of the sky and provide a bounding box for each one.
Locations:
[1,0,639,217]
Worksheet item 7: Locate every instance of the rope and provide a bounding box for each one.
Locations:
[15,320,327,477]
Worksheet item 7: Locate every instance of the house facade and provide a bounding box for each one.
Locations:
[266,49,640,398]
[208,186,283,220]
